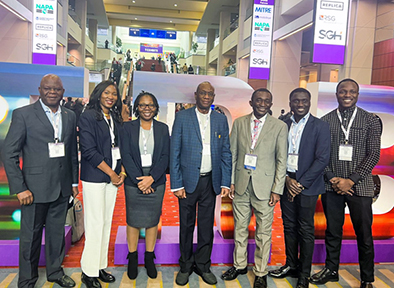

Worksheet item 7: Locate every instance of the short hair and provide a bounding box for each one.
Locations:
[251,88,272,101]
[336,78,359,93]
[289,88,311,100]
[196,81,214,93]
[133,91,160,118]
[67,97,72,101]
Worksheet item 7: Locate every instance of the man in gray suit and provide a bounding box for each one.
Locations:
[221,88,288,288]
[2,74,79,288]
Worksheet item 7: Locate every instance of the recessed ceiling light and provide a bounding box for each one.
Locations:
[135,17,137,20]
[174,4,177,7]
[170,20,173,23]
[132,0,135,3]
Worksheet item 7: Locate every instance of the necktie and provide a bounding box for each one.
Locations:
[251,119,260,147]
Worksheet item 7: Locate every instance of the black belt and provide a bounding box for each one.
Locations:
[287,171,296,179]
[200,171,212,177]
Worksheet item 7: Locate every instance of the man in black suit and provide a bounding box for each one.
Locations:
[268,88,330,288]
[2,74,79,288]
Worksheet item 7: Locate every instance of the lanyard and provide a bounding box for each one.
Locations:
[336,107,357,144]
[141,123,153,155]
[290,120,306,153]
[49,108,61,143]
[196,108,211,143]
[102,112,116,147]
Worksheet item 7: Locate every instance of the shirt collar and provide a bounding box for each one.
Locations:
[39,99,61,114]
[290,112,310,125]
[251,113,268,123]
[195,107,212,117]
[340,105,356,116]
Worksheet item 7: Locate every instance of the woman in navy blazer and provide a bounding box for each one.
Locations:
[78,80,125,288]
[121,91,170,280]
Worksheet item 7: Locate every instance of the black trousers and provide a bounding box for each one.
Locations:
[18,194,69,288]
[280,190,318,278]
[321,192,374,282]
[178,174,216,273]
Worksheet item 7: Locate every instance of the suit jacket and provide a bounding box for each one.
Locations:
[230,113,287,200]
[2,100,79,203]
[121,118,170,189]
[285,115,331,196]
[78,109,122,183]
[170,108,232,195]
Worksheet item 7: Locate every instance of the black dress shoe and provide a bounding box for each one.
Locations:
[296,277,309,288]
[360,281,373,288]
[310,267,338,284]
[254,275,267,288]
[268,265,298,278]
[98,269,115,283]
[81,273,101,288]
[175,269,193,286]
[221,266,248,280]
[50,275,76,288]
[194,267,217,285]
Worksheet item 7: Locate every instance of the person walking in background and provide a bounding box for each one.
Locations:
[170,82,231,286]
[221,88,287,288]
[2,74,79,288]
[182,64,188,74]
[78,80,126,288]
[268,88,330,288]
[188,65,194,74]
[121,91,170,280]
[310,79,381,288]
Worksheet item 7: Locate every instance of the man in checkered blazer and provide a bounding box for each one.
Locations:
[310,79,381,288]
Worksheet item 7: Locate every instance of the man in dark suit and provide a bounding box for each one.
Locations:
[2,74,79,288]
[170,81,232,286]
[268,88,330,288]
[310,79,381,288]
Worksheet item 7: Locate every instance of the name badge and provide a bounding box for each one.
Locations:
[244,154,257,170]
[203,143,211,156]
[339,144,353,161]
[141,153,152,167]
[287,153,299,171]
[112,147,121,160]
[48,142,65,158]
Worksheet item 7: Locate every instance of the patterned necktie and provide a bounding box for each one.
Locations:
[252,119,260,145]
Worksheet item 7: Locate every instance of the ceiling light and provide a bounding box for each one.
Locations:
[174,4,177,7]
[135,17,137,20]
[278,22,313,41]
[0,2,26,21]
[132,0,135,3]
[241,54,249,59]
[170,20,173,23]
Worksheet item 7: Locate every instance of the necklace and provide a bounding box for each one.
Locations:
[103,112,109,117]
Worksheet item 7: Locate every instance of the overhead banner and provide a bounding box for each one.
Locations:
[130,28,177,40]
[32,0,57,65]
[312,0,350,64]
[140,43,163,54]
[249,0,275,80]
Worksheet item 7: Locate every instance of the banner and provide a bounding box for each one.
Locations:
[32,0,57,65]
[140,43,163,54]
[249,0,275,80]
[312,0,350,64]
[130,28,177,40]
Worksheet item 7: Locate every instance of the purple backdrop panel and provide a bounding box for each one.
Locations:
[32,53,56,65]
[254,0,275,4]
[249,67,270,80]
[313,44,345,65]
[0,226,72,266]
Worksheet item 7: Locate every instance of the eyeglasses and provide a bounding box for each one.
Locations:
[198,91,215,97]
[138,104,156,110]
[337,90,358,96]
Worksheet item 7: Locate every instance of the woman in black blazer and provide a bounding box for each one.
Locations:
[121,91,170,280]
[78,80,126,288]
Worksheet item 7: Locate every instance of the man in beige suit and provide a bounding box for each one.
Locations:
[222,88,288,288]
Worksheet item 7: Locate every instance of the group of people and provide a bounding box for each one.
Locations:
[2,75,380,288]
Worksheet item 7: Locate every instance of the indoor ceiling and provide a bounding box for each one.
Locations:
[103,0,208,32]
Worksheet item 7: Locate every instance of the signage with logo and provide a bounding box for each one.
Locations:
[129,28,177,40]
[32,0,57,65]
[312,0,350,64]
[249,0,275,80]
[140,43,163,54]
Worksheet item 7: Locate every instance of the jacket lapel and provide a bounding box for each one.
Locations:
[254,114,272,150]
[34,100,55,137]
[191,108,202,143]
[298,115,314,151]
[61,107,69,141]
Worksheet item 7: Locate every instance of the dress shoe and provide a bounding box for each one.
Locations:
[98,269,115,283]
[254,275,267,288]
[268,265,298,278]
[127,251,138,280]
[144,251,157,279]
[310,267,338,284]
[50,275,76,288]
[175,269,193,286]
[360,281,373,288]
[81,273,101,288]
[296,277,309,288]
[221,266,248,280]
[193,267,217,285]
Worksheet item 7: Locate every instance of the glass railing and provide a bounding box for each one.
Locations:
[209,38,220,51]
[85,61,113,72]
[223,64,236,76]
[179,65,206,75]
[223,19,239,39]
[185,50,207,58]
[67,53,81,67]
[245,7,253,20]
[68,10,81,28]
